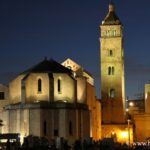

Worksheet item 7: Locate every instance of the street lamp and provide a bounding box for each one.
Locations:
[127,119,131,147]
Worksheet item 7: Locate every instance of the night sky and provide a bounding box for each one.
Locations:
[0,0,150,99]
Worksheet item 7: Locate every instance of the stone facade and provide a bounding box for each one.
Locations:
[9,73,76,104]
[0,84,9,111]
[86,83,101,140]
[62,58,101,140]
[99,3,131,143]
[144,84,150,113]
[0,58,100,144]
[129,84,150,142]
[1,103,90,144]
[133,113,150,142]
[100,3,125,124]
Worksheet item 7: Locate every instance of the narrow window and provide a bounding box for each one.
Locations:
[69,121,73,136]
[109,50,113,56]
[109,89,115,98]
[108,66,115,75]
[112,30,116,36]
[38,79,42,92]
[43,120,47,136]
[112,67,115,75]
[0,92,5,100]
[108,67,111,75]
[58,79,61,93]
[54,129,58,136]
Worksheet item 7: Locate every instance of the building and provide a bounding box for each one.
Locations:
[124,84,150,142]
[0,84,9,111]
[127,99,144,115]
[99,2,150,143]
[129,84,150,142]
[0,58,101,144]
[100,2,133,143]
[62,58,101,140]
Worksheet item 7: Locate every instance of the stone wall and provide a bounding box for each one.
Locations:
[134,113,150,142]
[0,84,9,111]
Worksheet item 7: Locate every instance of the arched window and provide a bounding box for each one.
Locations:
[38,79,42,92]
[69,121,73,135]
[112,67,115,75]
[54,129,58,136]
[112,30,116,36]
[108,67,111,75]
[109,50,113,56]
[109,89,115,98]
[108,66,115,75]
[57,79,61,93]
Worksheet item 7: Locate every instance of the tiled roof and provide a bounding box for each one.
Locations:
[102,3,121,25]
[102,11,121,25]
[21,58,72,74]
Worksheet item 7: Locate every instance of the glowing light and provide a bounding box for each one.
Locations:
[73,72,76,77]
[145,93,148,99]
[120,131,128,138]
[129,102,134,107]
[126,108,129,112]
[34,100,39,103]
[19,134,24,144]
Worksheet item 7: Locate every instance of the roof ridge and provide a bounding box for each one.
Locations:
[20,58,72,74]
[102,3,121,25]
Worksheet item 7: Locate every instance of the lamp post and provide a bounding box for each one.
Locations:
[127,119,130,147]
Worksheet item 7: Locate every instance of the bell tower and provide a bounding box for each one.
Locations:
[100,2,125,124]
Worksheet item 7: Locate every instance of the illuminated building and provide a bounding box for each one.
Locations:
[130,84,150,141]
[62,58,101,140]
[0,84,9,112]
[127,99,144,114]
[0,58,100,143]
[100,2,133,143]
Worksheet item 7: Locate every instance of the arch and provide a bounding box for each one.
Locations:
[38,79,42,92]
[109,49,113,56]
[112,66,115,75]
[108,66,111,75]
[109,89,115,98]
[57,78,61,93]
[108,66,115,75]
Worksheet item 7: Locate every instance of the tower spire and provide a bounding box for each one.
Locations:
[102,1,121,25]
[100,1,125,124]
[109,1,115,12]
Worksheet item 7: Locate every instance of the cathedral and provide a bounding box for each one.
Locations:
[0,2,131,144]
[1,1,150,145]
[0,58,101,144]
